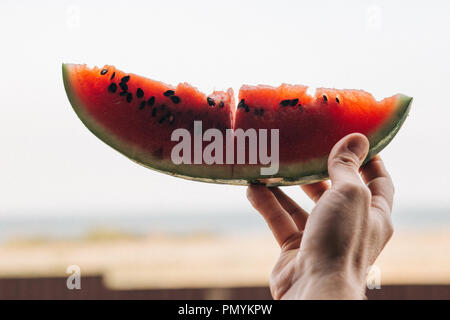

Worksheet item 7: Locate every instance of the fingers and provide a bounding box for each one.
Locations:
[328,133,369,188]
[361,155,395,214]
[269,187,309,230]
[247,185,301,249]
[301,181,330,202]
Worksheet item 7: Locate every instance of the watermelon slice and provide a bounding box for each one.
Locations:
[62,64,412,186]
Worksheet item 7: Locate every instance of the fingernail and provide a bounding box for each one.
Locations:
[347,135,368,160]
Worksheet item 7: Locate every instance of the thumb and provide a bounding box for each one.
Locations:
[328,133,369,186]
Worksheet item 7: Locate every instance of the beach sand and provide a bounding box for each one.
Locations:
[0,228,448,289]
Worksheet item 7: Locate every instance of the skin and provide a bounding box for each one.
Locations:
[247,133,395,299]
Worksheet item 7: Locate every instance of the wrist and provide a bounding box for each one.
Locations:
[291,256,367,300]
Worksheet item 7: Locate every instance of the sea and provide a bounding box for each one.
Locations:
[0,207,449,243]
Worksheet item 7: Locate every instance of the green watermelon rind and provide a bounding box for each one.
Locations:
[63,63,412,186]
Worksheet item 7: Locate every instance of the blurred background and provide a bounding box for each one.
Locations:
[0,0,449,299]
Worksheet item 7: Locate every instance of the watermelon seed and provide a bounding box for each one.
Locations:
[207,97,215,107]
[108,83,117,93]
[119,82,128,91]
[164,90,175,96]
[136,88,144,98]
[169,115,175,124]
[238,99,249,112]
[121,75,130,83]
[119,91,127,96]
[323,94,328,102]
[139,100,146,110]
[280,100,290,107]
[110,72,115,80]
[100,68,108,75]
[152,108,157,117]
[159,112,171,123]
[147,96,155,106]
[126,92,132,103]
[254,108,264,116]
[219,101,224,108]
[170,95,181,104]
[335,97,340,104]
[160,111,173,124]
[290,98,299,106]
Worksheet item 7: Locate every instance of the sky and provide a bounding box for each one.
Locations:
[0,0,449,220]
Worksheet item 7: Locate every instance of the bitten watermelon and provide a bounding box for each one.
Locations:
[62,64,412,186]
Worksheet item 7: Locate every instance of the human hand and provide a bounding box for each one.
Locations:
[247,133,394,299]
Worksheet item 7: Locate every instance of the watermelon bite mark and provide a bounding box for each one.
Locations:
[62,64,412,186]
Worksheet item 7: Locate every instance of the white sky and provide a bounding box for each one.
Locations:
[1,0,449,218]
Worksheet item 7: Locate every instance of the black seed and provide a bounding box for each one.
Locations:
[238,99,250,112]
[139,100,146,110]
[110,72,115,80]
[237,99,247,109]
[100,68,108,75]
[280,100,290,107]
[336,97,340,104]
[170,95,181,104]
[323,94,328,102]
[147,96,155,106]
[119,91,127,96]
[136,88,144,98]
[207,97,216,107]
[126,92,132,103]
[108,83,117,93]
[290,98,299,106]
[121,75,130,83]
[152,108,157,117]
[163,90,175,96]
[159,110,173,123]
[119,82,128,91]
[219,101,224,108]
[254,108,264,116]
[168,115,175,124]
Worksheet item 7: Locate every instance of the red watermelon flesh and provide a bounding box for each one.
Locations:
[62,64,412,186]
[233,85,408,182]
[63,64,235,180]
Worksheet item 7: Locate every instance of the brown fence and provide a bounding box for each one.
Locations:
[0,276,449,300]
